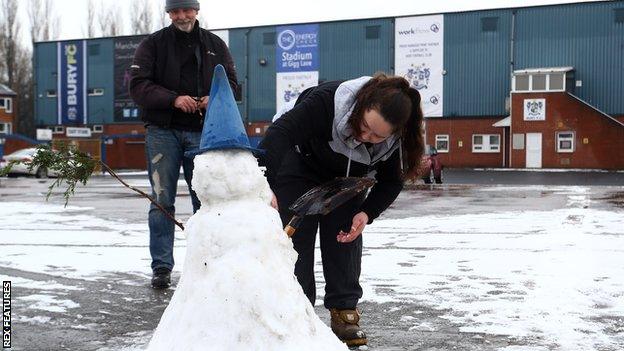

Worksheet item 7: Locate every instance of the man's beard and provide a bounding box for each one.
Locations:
[173,20,194,32]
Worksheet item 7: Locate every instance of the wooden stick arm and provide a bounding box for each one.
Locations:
[284,215,302,237]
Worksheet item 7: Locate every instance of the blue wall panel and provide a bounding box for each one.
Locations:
[86,39,114,124]
[34,42,58,126]
[319,19,393,81]
[515,2,624,114]
[444,10,512,117]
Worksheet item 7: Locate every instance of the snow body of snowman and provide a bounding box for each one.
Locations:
[146,65,347,351]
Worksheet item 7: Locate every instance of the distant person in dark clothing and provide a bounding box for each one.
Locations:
[129,0,238,289]
[258,74,425,347]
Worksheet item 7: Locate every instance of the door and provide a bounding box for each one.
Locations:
[525,133,542,168]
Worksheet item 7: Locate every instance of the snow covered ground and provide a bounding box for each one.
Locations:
[0,178,623,350]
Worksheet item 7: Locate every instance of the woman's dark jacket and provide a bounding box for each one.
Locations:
[129,21,238,127]
[258,79,404,223]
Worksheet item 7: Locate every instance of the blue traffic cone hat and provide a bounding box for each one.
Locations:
[185,65,261,157]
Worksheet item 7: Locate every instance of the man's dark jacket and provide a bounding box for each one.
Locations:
[129,22,238,127]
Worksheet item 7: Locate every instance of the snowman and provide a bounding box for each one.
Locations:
[146,65,347,351]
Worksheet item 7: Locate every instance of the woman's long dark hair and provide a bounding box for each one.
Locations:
[348,73,425,180]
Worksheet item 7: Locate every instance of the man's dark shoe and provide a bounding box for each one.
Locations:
[329,308,367,347]
[151,267,171,289]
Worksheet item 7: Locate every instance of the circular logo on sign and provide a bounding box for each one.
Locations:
[278,30,296,51]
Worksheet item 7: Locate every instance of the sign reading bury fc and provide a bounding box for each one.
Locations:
[276,24,319,73]
[57,40,87,125]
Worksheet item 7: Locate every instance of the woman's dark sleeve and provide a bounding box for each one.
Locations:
[258,88,333,187]
[359,150,404,223]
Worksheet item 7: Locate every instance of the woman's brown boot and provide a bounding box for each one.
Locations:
[329,308,367,347]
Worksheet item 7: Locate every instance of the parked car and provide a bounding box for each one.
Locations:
[418,145,443,184]
[0,147,56,178]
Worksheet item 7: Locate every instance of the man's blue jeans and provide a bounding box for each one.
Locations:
[145,125,201,271]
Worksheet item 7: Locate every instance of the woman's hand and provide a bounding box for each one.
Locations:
[337,211,368,243]
[270,191,279,210]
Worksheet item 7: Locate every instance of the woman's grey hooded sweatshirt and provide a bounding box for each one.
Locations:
[258,77,404,223]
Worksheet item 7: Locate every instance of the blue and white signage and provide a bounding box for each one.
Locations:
[275,24,319,111]
[395,15,444,117]
[57,40,87,125]
[276,24,319,72]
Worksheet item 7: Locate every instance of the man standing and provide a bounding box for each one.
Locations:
[129,0,238,289]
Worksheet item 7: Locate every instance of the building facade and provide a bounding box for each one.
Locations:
[27,1,623,170]
[0,83,16,135]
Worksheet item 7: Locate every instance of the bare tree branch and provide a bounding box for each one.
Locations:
[158,7,169,30]
[0,0,21,87]
[28,0,58,42]
[84,0,98,38]
[131,0,153,34]
[97,0,124,37]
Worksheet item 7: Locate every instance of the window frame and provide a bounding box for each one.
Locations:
[87,88,104,96]
[512,72,568,93]
[435,134,449,153]
[0,122,12,134]
[472,134,501,153]
[0,97,12,113]
[556,131,575,153]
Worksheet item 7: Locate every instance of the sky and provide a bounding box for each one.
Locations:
[15,0,606,42]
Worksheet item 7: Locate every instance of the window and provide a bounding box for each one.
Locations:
[0,98,11,113]
[549,73,564,90]
[481,17,499,32]
[88,88,104,96]
[615,8,624,23]
[512,133,525,150]
[263,32,276,45]
[365,25,380,39]
[513,70,570,92]
[472,134,500,153]
[88,44,100,56]
[435,134,449,153]
[0,122,11,134]
[52,126,65,134]
[515,75,529,91]
[46,90,57,97]
[532,74,547,90]
[92,125,104,133]
[557,131,575,153]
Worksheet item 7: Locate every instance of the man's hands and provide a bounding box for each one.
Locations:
[199,96,209,110]
[337,211,368,243]
[174,95,209,114]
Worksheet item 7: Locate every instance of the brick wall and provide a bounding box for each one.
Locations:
[0,94,15,126]
[510,92,624,169]
[424,117,506,168]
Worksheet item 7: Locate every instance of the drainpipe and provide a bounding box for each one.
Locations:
[508,10,516,168]
[244,29,251,125]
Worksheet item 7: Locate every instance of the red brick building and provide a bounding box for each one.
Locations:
[424,67,624,170]
[0,83,16,136]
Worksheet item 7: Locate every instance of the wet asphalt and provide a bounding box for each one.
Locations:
[0,169,622,350]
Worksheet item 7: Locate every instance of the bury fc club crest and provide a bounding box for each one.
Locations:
[283,83,305,103]
[405,63,430,90]
[523,99,546,121]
